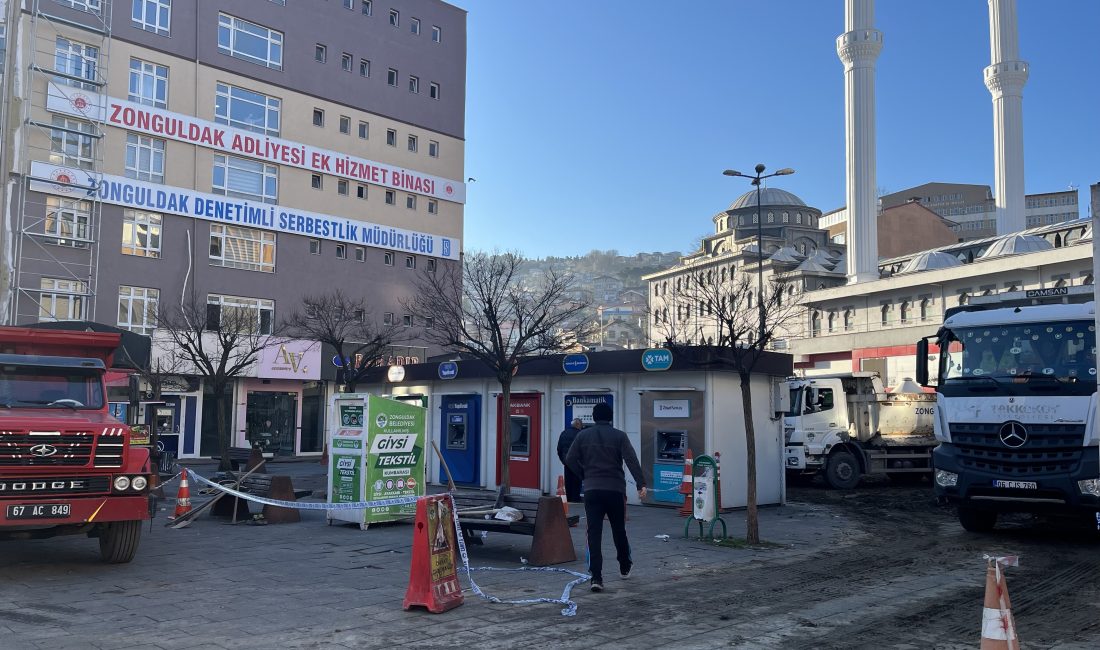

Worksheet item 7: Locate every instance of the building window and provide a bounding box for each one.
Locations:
[218,14,283,69]
[128,58,168,108]
[384,251,394,266]
[388,9,399,26]
[361,1,372,16]
[356,184,367,199]
[383,312,394,325]
[402,314,412,327]
[58,0,103,13]
[406,195,416,210]
[358,121,369,139]
[408,135,418,152]
[215,83,281,136]
[39,278,87,322]
[810,312,821,337]
[409,75,419,94]
[132,0,171,36]
[431,25,441,43]
[50,117,96,170]
[405,255,416,269]
[125,133,165,183]
[342,0,353,9]
[337,179,348,195]
[335,243,346,259]
[122,210,162,258]
[899,301,910,324]
[359,58,370,77]
[341,52,352,72]
[880,305,890,326]
[209,224,275,273]
[427,199,438,214]
[843,309,853,331]
[309,239,321,254]
[312,108,324,126]
[387,68,398,86]
[429,82,440,100]
[45,196,90,247]
[54,37,99,89]
[410,17,420,34]
[386,129,397,146]
[315,44,327,63]
[426,259,436,272]
[339,115,351,134]
[424,316,435,329]
[206,294,274,334]
[428,140,439,158]
[355,247,365,262]
[212,155,278,203]
[311,174,322,190]
[117,285,159,335]
[827,311,836,333]
[919,298,931,322]
[384,190,395,205]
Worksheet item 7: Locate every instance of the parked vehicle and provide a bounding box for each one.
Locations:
[784,372,937,489]
[917,286,1100,532]
[0,327,153,562]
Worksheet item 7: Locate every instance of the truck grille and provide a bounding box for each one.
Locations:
[948,422,1085,477]
[0,475,110,497]
[0,427,127,468]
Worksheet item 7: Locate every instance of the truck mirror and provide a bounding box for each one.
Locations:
[915,338,929,387]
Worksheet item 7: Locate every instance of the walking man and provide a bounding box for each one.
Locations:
[556,418,584,502]
[565,402,647,592]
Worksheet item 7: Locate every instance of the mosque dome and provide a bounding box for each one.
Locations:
[729,188,807,210]
[978,234,1053,260]
[769,246,804,264]
[898,251,962,274]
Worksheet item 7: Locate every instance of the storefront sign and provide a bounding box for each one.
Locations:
[564,393,613,427]
[387,365,406,383]
[437,361,458,380]
[46,83,465,203]
[562,354,589,375]
[642,348,673,371]
[653,399,691,418]
[257,340,321,380]
[29,161,459,261]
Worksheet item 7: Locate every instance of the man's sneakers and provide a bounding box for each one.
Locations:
[590,581,604,592]
[620,562,632,580]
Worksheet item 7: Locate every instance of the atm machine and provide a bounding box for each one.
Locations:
[439,395,480,486]
[640,392,705,505]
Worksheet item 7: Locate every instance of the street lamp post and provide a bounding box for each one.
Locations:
[723,164,795,346]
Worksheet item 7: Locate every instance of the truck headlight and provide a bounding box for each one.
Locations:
[131,476,148,491]
[113,476,131,491]
[935,469,958,488]
[1078,479,1100,497]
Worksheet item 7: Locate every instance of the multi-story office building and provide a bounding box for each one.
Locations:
[0,0,467,458]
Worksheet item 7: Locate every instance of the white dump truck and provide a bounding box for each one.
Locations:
[783,372,937,489]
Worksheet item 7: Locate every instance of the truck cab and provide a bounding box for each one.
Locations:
[917,287,1100,532]
[0,327,153,563]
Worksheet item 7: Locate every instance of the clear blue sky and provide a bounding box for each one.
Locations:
[453,1,1099,259]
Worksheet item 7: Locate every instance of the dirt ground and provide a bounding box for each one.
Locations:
[746,478,1100,648]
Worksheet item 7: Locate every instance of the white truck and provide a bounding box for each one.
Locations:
[917,286,1100,532]
[783,372,937,489]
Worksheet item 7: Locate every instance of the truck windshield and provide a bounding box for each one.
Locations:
[940,320,1097,385]
[785,387,803,417]
[0,365,105,409]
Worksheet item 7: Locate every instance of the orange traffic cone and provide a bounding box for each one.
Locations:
[171,470,192,520]
[980,558,1020,650]
[556,475,568,515]
[678,448,694,516]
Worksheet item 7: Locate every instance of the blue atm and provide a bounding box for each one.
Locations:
[439,395,481,486]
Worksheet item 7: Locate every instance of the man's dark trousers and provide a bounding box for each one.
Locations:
[583,489,631,583]
[563,466,582,502]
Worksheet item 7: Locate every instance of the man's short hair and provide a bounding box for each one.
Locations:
[571,418,583,427]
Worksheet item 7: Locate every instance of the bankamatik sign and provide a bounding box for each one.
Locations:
[29,161,458,260]
[46,82,465,203]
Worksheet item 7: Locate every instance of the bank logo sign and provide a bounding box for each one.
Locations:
[642,348,673,371]
[562,354,589,374]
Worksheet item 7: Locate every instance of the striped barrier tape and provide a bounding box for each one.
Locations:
[177,472,590,615]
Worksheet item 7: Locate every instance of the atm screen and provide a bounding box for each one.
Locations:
[656,430,685,462]
[446,414,467,450]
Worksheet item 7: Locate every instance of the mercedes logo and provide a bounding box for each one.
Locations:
[998,421,1028,448]
[29,444,59,457]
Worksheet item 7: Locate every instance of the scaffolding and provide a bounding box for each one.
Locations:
[11,0,112,326]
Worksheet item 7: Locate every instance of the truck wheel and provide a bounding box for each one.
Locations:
[99,521,143,564]
[958,507,997,533]
[825,451,861,490]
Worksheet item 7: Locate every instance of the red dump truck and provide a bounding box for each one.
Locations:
[0,326,153,563]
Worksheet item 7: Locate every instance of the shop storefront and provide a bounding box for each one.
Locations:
[234,340,326,456]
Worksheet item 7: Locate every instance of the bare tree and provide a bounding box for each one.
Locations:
[404,251,592,491]
[157,296,284,471]
[284,290,406,393]
[652,265,801,543]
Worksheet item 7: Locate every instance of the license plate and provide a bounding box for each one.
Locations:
[6,503,71,520]
[992,480,1038,490]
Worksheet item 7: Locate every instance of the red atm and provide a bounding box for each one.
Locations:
[496,393,541,491]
